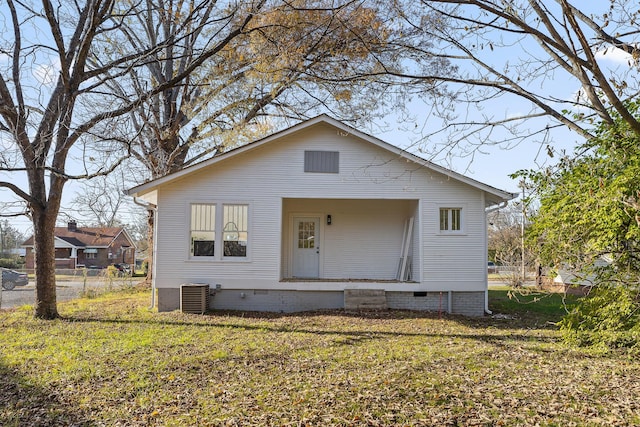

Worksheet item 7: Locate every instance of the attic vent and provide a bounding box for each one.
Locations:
[180,284,210,314]
[304,150,339,173]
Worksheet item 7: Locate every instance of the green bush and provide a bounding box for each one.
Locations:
[0,258,19,269]
[559,283,640,354]
[104,265,120,279]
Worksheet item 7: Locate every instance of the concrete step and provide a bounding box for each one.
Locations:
[344,289,387,310]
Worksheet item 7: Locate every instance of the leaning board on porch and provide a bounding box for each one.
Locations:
[396,217,414,281]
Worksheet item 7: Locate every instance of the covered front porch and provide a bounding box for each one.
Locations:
[280,198,420,283]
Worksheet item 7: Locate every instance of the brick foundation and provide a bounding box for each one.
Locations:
[158,288,486,317]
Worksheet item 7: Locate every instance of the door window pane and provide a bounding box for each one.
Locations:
[298,221,315,248]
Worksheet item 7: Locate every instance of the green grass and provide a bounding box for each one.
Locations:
[489,285,580,323]
[1,289,639,426]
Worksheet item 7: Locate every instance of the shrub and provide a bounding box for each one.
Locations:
[104,265,120,279]
[559,283,640,354]
[0,258,19,269]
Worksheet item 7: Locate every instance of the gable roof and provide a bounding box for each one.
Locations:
[128,115,518,206]
[23,226,133,248]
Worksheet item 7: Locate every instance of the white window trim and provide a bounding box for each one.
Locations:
[187,201,252,262]
[437,205,466,235]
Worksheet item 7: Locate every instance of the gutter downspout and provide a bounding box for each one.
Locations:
[133,197,157,310]
[485,200,508,215]
[484,200,509,315]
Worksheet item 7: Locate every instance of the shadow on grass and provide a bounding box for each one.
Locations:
[63,308,560,350]
[488,288,580,324]
[0,363,95,427]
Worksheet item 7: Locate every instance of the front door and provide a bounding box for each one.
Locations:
[292,217,320,278]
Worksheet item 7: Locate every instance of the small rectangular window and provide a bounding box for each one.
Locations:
[84,248,98,259]
[304,151,339,173]
[223,204,248,257]
[439,208,462,232]
[191,204,215,256]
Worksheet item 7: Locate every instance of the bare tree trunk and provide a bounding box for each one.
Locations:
[32,209,59,319]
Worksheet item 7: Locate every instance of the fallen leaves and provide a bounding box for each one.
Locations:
[0,291,639,426]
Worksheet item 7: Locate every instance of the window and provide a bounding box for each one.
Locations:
[440,208,462,232]
[223,204,248,257]
[190,202,249,259]
[84,248,97,259]
[191,204,215,256]
[304,150,339,173]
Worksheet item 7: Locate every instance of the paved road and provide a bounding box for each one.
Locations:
[0,279,130,309]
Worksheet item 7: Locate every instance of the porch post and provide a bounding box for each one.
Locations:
[71,247,77,269]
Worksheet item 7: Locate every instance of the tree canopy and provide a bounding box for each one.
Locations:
[525,102,640,273]
[112,0,447,180]
[522,102,640,351]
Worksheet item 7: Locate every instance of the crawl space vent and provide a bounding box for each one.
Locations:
[180,284,210,314]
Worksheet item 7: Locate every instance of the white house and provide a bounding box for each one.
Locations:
[128,115,516,316]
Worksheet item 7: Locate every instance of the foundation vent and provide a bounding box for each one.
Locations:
[180,284,210,314]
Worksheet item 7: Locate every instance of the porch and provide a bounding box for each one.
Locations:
[281,198,419,283]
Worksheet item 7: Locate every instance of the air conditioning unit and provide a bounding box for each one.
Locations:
[180,284,210,314]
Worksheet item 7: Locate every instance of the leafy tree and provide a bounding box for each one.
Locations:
[0,219,26,259]
[559,283,640,353]
[364,0,640,349]
[523,102,640,350]
[525,103,640,272]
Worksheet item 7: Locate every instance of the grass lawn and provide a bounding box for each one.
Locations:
[1,289,639,426]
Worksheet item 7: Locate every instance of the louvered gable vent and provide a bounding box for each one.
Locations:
[304,150,339,173]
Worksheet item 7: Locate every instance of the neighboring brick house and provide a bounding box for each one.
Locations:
[22,221,136,270]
